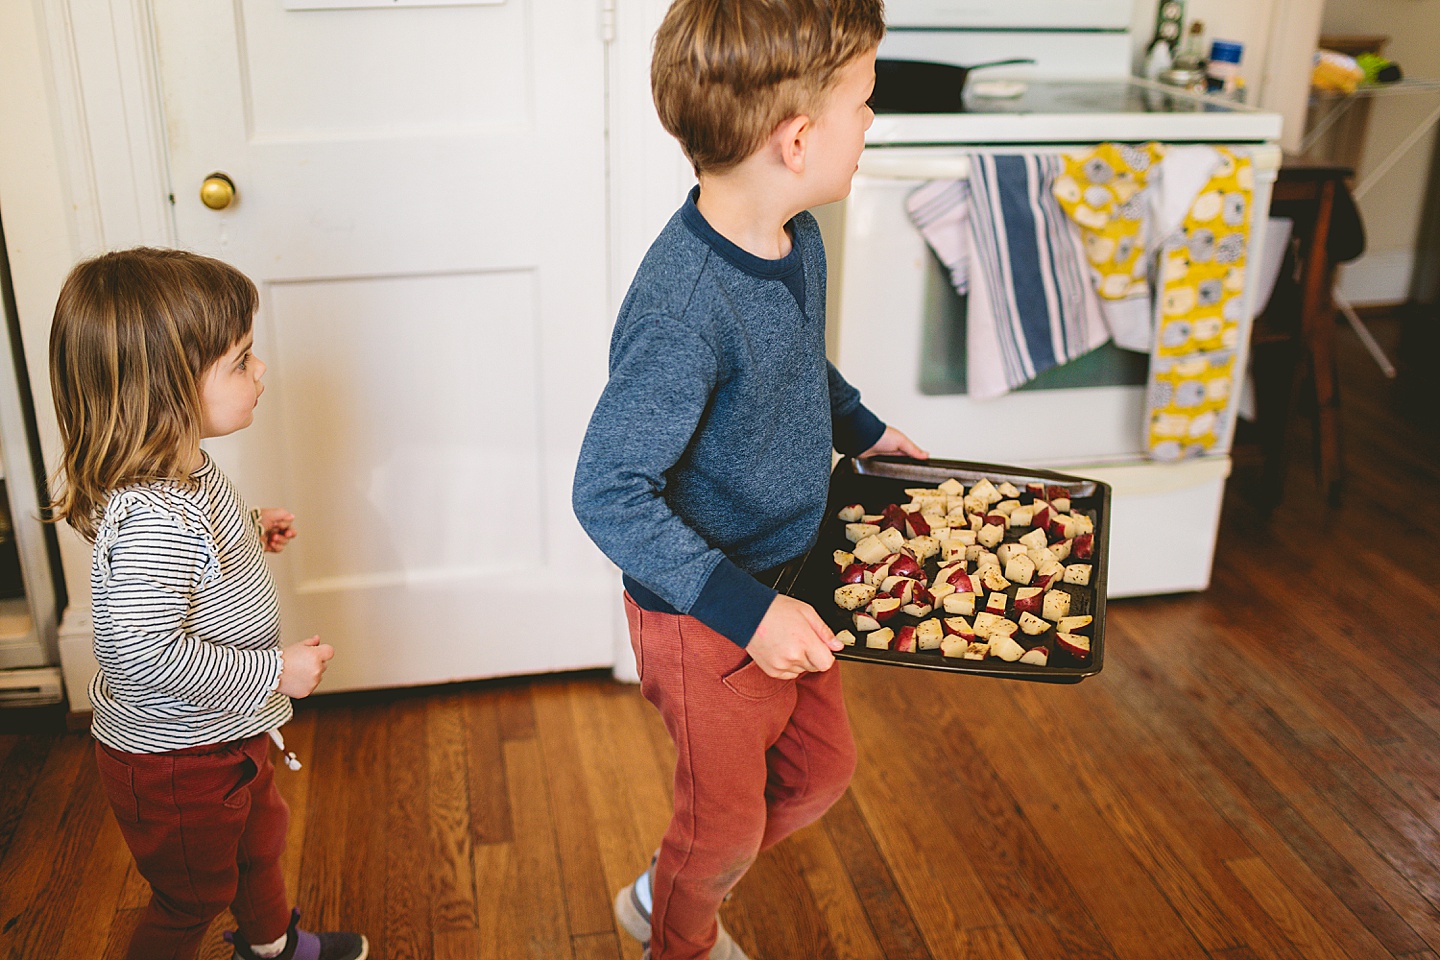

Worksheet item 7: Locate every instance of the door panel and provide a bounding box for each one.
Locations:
[153,0,614,688]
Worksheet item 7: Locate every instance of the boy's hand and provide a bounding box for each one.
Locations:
[258,508,297,553]
[747,595,844,680]
[860,426,928,460]
[278,635,333,698]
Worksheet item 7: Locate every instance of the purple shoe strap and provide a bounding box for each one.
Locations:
[290,929,323,960]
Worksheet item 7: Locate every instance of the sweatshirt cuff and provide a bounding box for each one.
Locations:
[688,556,777,648]
[833,403,886,456]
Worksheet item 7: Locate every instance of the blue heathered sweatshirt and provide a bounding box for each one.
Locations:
[571,188,885,648]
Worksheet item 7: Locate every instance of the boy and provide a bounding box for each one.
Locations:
[572,1,924,957]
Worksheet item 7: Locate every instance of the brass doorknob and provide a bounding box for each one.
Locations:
[199,173,236,210]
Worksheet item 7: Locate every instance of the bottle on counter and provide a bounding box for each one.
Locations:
[1177,19,1207,67]
[1144,37,1174,81]
[1205,39,1244,98]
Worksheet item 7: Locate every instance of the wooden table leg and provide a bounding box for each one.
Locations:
[1299,179,1344,503]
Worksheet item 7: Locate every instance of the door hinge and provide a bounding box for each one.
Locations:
[599,0,616,43]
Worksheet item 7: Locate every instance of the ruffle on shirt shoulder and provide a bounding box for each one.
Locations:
[94,486,220,588]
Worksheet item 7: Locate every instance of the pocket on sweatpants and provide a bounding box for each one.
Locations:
[623,592,645,681]
[721,658,792,701]
[94,744,140,824]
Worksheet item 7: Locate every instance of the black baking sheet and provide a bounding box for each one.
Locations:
[773,456,1110,683]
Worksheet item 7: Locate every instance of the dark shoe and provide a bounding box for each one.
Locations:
[225,908,368,960]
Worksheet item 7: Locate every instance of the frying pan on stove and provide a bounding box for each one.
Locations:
[870,58,1036,113]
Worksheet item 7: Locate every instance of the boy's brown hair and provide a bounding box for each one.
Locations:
[652,0,885,174]
[48,248,257,541]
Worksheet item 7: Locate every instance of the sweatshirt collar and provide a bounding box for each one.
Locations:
[680,186,802,281]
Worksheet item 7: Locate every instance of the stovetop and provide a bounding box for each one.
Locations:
[866,78,1283,146]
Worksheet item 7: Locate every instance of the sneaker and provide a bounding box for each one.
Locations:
[226,908,368,960]
[615,853,751,960]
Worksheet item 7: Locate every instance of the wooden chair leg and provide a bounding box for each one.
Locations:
[1298,181,1344,503]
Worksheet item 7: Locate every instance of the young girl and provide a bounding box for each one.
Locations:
[48,248,367,960]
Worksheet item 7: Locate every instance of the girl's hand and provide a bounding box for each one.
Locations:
[258,508,297,553]
[278,635,334,698]
[859,426,928,460]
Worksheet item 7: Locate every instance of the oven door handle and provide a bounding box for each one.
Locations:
[856,154,972,180]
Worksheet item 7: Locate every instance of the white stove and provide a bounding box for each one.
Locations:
[821,6,1285,597]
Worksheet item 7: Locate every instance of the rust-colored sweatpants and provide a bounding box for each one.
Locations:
[625,593,858,960]
[95,733,291,960]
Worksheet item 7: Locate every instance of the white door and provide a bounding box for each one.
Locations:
[150,1,615,690]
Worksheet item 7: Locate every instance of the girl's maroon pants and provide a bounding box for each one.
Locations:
[95,732,291,960]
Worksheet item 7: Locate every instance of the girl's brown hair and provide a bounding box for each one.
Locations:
[651,0,885,174]
[48,248,257,541]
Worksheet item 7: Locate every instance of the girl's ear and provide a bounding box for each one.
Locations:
[773,114,811,175]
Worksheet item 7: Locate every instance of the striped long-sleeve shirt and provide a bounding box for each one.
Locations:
[88,451,292,753]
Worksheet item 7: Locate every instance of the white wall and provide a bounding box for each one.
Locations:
[1321,0,1440,304]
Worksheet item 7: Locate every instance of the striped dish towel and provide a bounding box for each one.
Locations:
[910,155,1111,399]
[906,179,972,294]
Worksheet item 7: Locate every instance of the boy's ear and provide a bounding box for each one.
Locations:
[774,114,811,175]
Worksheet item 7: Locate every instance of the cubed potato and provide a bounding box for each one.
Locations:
[1042,590,1072,622]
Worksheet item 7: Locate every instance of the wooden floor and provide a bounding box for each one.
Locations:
[2,316,1439,960]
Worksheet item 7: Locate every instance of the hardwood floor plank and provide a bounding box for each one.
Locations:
[973,681,1211,960]
[823,790,934,960]
[0,735,51,866]
[1106,623,1398,960]
[571,930,624,960]
[532,681,613,938]
[1007,679,1250,954]
[340,702,391,955]
[724,836,833,960]
[103,908,142,960]
[383,696,432,960]
[844,712,1005,957]
[1180,624,1440,955]
[5,734,108,959]
[782,815,887,960]
[428,691,480,932]
[1226,856,1357,960]
[275,705,317,889]
[53,813,132,960]
[295,706,353,932]
[850,665,1124,960]
[0,732,87,952]
[434,927,484,960]
[496,684,537,742]
[464,685,514,846]
[567,682,672,960]
[473,738,574,960]
[963,924,1032,960]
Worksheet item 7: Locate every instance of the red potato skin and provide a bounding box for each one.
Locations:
[905,512,931,538]
[1073,532,1094,560]
[889,554,924,580]
[870,597,902,623]
[894,625,916,653]
[1012,592,1043,615]
[840,563,867,584]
